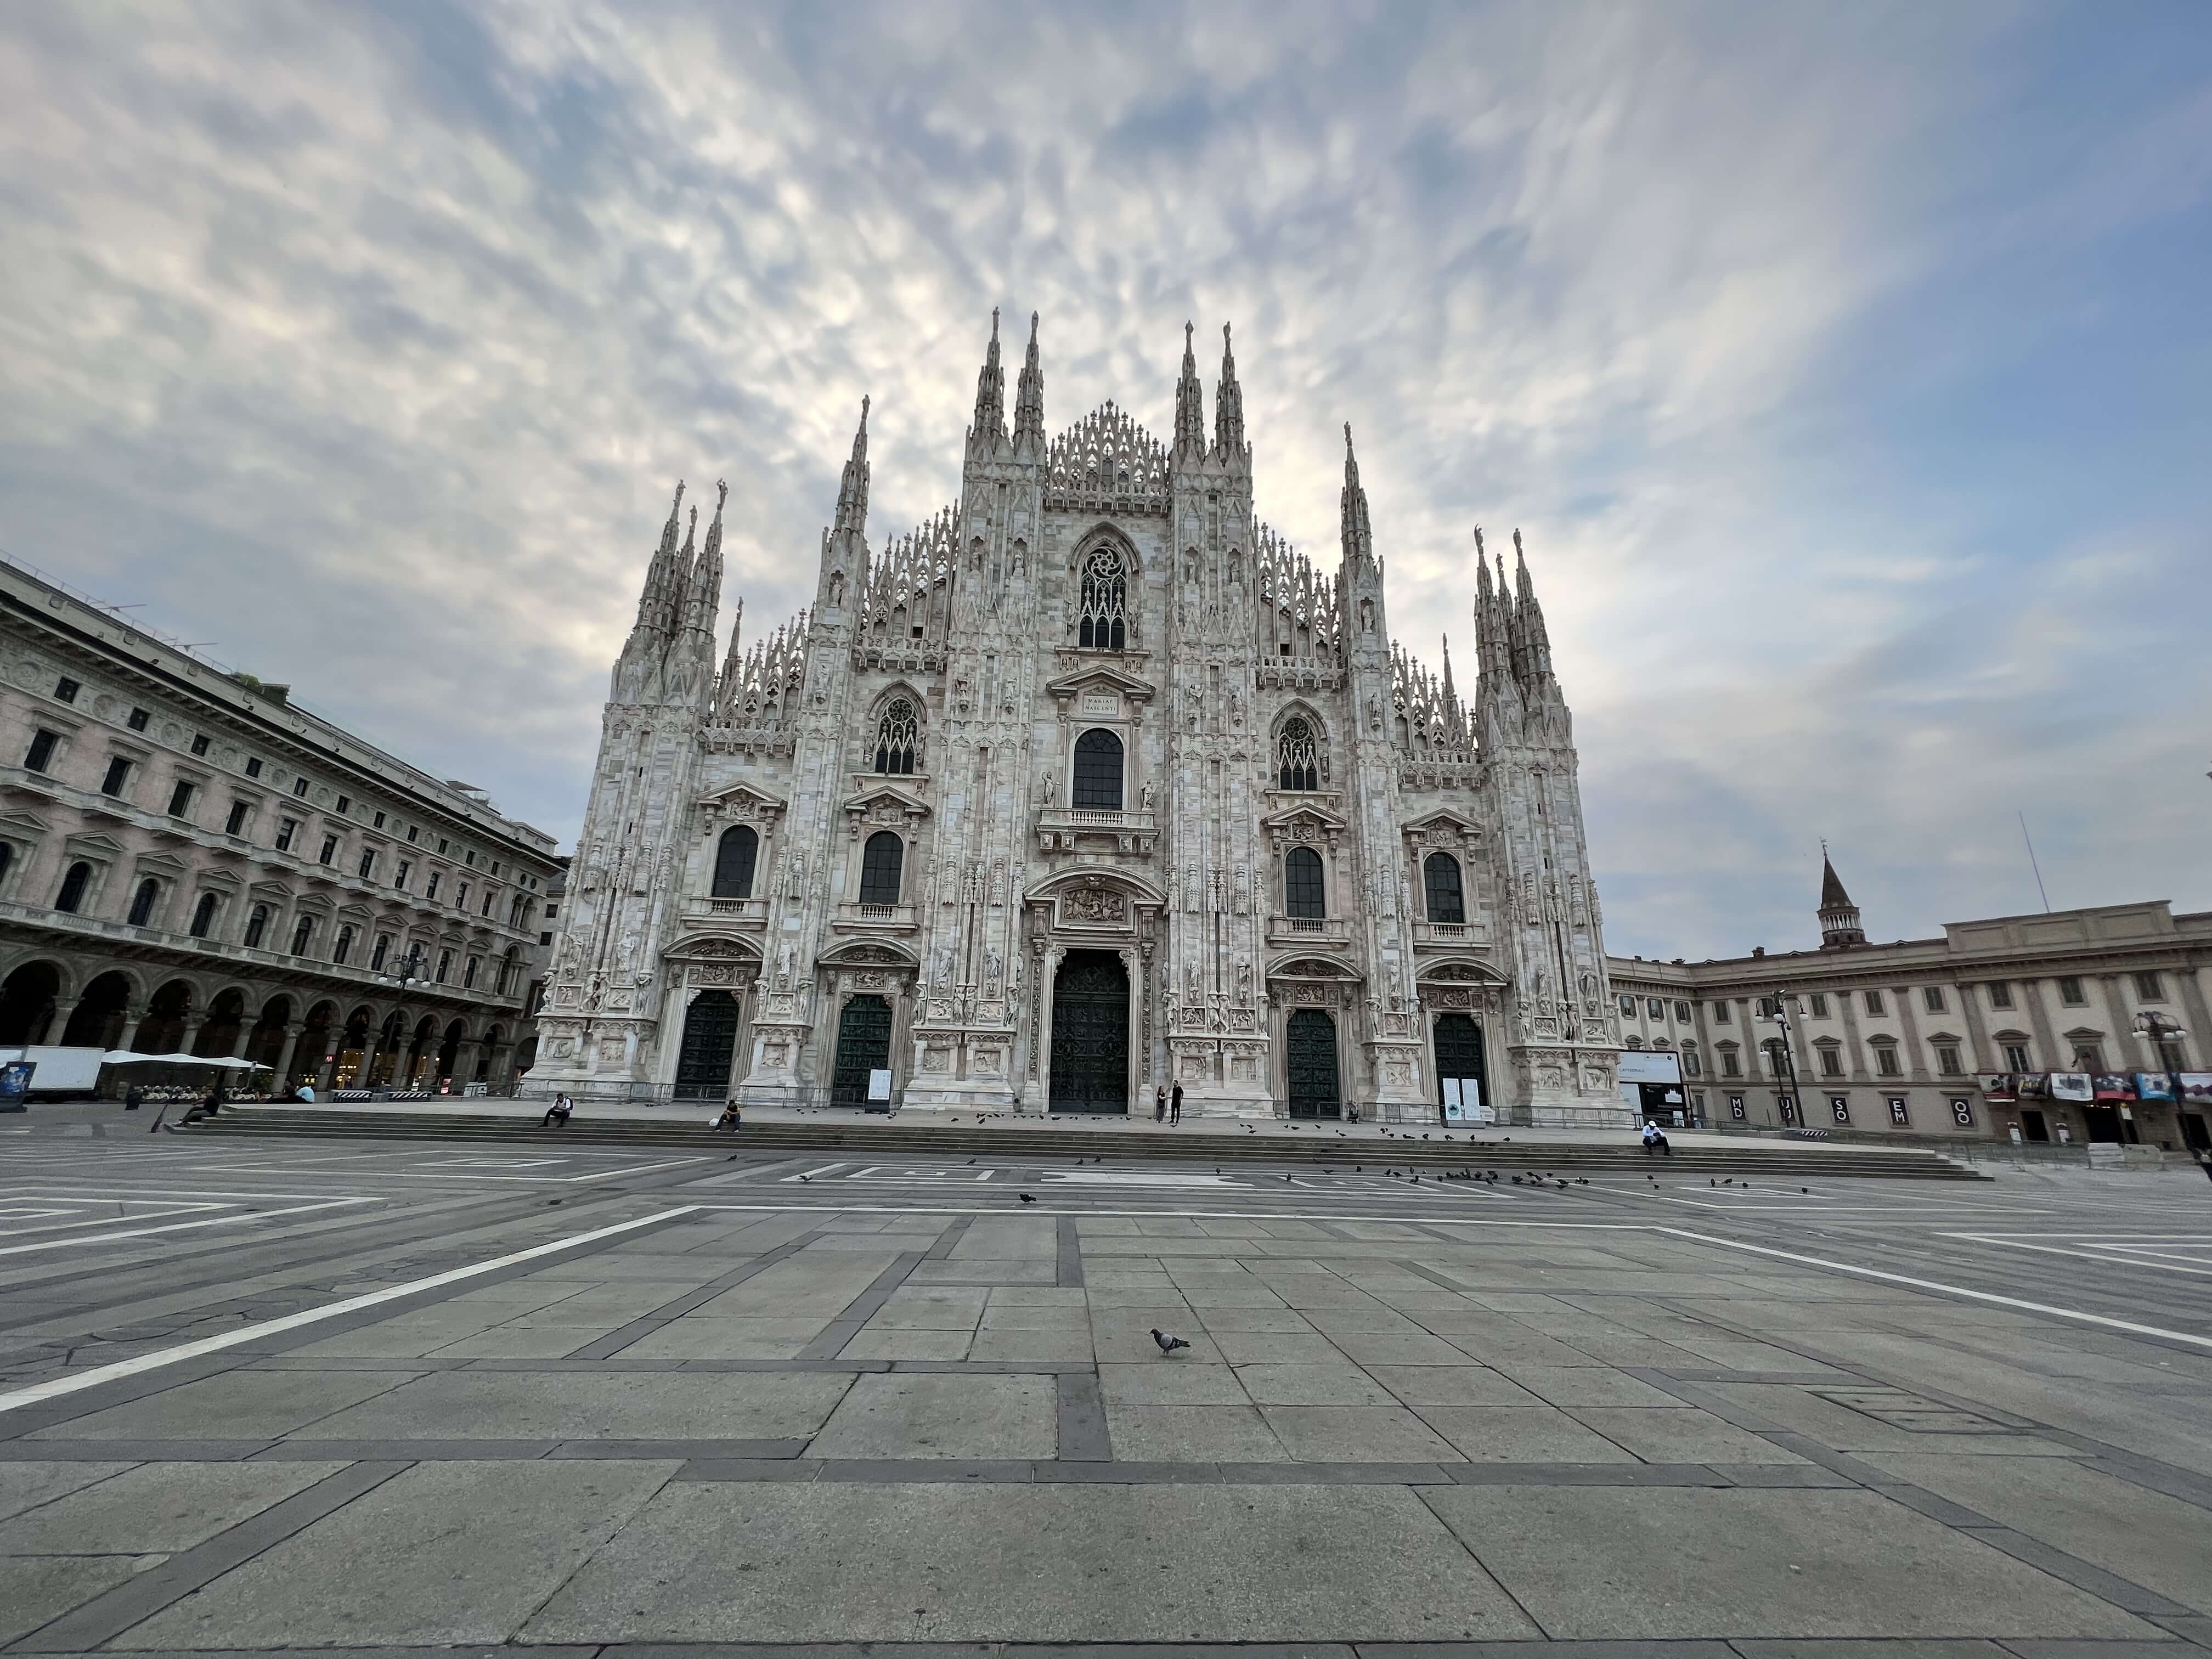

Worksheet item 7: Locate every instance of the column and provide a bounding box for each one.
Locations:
[178,1012,208,1058]
[353,1034,380,1091]
[114,1007,145,1053]
[46,997,80,1045]
[224,1019,252,1059]
[272,1023,304,1087]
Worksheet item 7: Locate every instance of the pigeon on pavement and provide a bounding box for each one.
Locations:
[1018,1192,1037,1204]
[1152,1328,1191,1355]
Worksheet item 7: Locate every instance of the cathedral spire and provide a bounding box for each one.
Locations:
[1512,528,1554,681]
[683,479,727,640]
[1339,422,1374,567]
[970,309,1006,456]
[635,480,686,631]
[833,397,871,538]
[1173,320,1206,457]
[1818,848,1867,949]
[1012,309,1045,454]
[665,503,698,637]
[1213,320,1245,460]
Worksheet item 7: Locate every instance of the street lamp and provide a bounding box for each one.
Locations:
[1759,990,1808,1129]
[2132,1010,2188,1074]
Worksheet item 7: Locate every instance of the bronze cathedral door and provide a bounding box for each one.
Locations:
[1049,950,1129,1113]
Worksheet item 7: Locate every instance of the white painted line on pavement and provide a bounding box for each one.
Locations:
[0,1198,379,1258]
[0,1205,701,1415]
[693,1202,1645,1227]
[1657,1227,2212,1352]
[1935,1234,2212,1278]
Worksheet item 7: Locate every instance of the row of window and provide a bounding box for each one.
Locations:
[1632,973,2171,1026]
[868,707,1346,808]
[710,826,906,907]
[32,851,523,994]
[22,725,538,928]
[1632,1028,2148,1081]
[22,687,535,891]
[1712,1092,1976,1130]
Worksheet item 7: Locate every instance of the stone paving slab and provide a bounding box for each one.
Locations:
[1419,1487,2162,1640]
[114,1460,676,1650]
[294,1370,855,1441]
[519,1482,1543,1643]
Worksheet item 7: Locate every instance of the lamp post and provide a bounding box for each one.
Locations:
[2132,1010,2188,1075]
[1760,990,1808,1129]
[371,949,433,1090]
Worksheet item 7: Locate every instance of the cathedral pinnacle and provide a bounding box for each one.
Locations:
[635,479,687,632]
[970,309,1007,454]
[833,397,871,537]
[1174,320,1206,456]
[1339,422,1373,567]
[1013,309,1046,452]
[1213,320,1245,460]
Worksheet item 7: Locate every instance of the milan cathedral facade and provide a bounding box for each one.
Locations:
[528,315,1625,1125]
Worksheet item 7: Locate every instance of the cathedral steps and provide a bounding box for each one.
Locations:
[175,1107,1986,1178]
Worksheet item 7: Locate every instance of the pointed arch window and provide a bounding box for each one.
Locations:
[1423,853,1465,924]
[713,825,759,898]
[1078,549,1127,651]
[1277,717,1318,791]
[1285,847,1327,919]
[873,697,918,775]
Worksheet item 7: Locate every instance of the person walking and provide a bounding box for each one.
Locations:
[1153,1084,1167,1123]
[1169,1081,1183,1125]
[124,1083,144,1112]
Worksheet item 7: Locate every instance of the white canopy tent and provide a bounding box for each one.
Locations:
[99,1052,266,1069]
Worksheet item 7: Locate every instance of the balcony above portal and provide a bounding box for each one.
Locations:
[1038,806,1156,857]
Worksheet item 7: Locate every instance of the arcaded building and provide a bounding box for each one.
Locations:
[531,315,1626,1124]
[1608,858,2212,1150]
[0,556,561,1092]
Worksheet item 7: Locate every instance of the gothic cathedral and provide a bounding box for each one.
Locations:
[529,314,1625,1125]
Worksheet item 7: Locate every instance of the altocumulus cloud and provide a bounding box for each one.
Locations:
[1,1,2207,956]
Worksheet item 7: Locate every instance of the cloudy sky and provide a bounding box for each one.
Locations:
[2,2,2207,958]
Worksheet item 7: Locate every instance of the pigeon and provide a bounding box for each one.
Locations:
[1152,1328,1190,1355]
[1576,1177,1588,1185]
[1018,1192,1037,1204]
[799,1174,811,1182]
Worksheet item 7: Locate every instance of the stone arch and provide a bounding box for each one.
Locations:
[243,994,292,1071]
[137,978,197,1053]
[195,987,250,1058]
[62,969,136,1049]
[0,960,65,1046]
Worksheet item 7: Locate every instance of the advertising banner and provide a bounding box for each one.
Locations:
[2049,1072,2093,1102]
[2092,1074,2134,1100]
[2134,1073,2175,1102]
[2178,1073,2212,1105]
[1977,1073,2016,1101]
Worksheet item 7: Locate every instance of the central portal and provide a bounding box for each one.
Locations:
[1049,949,1130,1113]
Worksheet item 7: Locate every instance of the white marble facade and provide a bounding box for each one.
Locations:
[527,316,1626,1125]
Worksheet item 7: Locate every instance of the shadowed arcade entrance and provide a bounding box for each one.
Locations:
[1049,950,1129,1113]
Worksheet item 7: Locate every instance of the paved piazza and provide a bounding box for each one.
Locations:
[2,1122,2210,1656]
